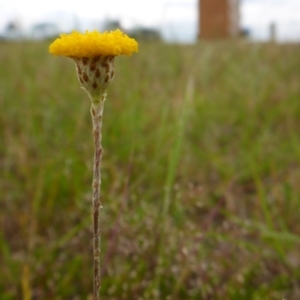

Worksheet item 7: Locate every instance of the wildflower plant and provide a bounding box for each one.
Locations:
[49,29,138,299]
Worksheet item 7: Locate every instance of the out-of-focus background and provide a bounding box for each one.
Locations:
[1,1,300,299]
[0,0,300,43]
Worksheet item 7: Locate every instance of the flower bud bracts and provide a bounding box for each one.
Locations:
[74,56,115,97]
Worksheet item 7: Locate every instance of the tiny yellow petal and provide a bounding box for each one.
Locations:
[49,29,138,58]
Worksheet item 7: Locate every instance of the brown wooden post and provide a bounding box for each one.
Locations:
[199,0,240,40]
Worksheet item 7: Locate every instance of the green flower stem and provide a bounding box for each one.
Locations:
[90,94,106,300]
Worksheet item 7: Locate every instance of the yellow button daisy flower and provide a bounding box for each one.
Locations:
[49,29,138,58]
[49,30,138,299]
[49,29,138,97]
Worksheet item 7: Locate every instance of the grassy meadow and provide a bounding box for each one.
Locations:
[1,39,300,299]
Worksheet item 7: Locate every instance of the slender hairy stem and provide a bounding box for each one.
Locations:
[90,94,106,300]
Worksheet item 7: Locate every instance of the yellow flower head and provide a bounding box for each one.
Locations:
[49,29,138,58]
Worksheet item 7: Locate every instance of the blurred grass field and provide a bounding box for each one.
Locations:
[1,39,300,299]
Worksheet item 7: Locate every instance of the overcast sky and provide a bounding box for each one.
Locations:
[0,0,300,42]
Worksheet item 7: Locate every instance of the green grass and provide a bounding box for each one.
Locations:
[1,39,300,299]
